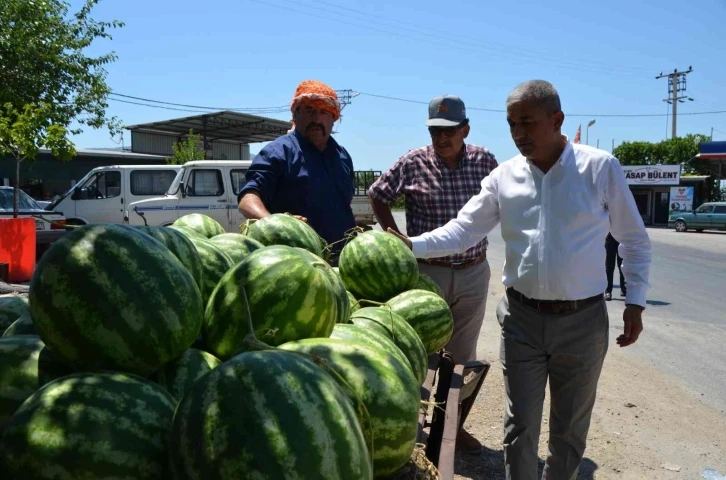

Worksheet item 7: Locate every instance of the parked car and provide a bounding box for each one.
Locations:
[46,164,181,226]
[0,187,66,230]
[668,201,726,232]
[124,160,379,231]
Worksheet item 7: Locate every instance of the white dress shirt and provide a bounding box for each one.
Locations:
[410,140,652,308]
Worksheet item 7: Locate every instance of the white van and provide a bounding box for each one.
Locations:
[125,161,252,231]
[48,165,181,225]
[125,160,379,232]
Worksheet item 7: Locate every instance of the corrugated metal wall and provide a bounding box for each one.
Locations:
[132,131,250,160]
[131,131,177,156]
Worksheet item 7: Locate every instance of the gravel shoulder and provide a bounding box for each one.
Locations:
[454,279,726,479]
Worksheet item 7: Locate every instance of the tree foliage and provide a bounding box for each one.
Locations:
[166,130,206,165]
[0,0,123,215]
[0,103,75,216]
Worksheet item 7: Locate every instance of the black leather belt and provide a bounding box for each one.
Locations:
[506,288,602,314]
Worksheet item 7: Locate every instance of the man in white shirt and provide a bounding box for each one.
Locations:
[388,80,651,480]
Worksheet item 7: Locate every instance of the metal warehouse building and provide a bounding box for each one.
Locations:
[0,111,291,200]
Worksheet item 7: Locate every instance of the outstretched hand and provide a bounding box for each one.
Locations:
[386,227,412,250]
[617,305,644,347]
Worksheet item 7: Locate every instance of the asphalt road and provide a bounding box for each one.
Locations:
[381,213,726,414]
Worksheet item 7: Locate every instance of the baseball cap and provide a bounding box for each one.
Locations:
[426,95,467,127]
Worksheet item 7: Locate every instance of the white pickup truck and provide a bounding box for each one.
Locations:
[124,160,379,231]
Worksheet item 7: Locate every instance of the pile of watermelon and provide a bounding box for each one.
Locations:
[0,212,455,480]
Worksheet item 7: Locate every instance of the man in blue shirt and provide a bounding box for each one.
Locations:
[237,80,357,261]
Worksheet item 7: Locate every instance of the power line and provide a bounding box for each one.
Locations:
[249,0,653,78]
[108,89,726,120]
[109,92,290,113]
[357,91,726,118]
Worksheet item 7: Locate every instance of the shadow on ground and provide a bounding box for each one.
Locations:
[455,446,599,479]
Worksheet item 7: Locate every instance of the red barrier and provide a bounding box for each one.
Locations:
[0,218,37,283]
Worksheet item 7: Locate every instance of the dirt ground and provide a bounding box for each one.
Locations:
[452,280,726,479]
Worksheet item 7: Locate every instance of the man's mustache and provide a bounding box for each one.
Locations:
[306,123,326,133]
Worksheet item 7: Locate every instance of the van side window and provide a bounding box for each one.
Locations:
[696,204,714,213]
[81,171,121,199]
[188,169,224,196]
[714,205,726,214]
[130,170,177,196]
[230,169,249,195]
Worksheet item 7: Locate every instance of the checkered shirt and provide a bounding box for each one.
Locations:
[369,144,498,263]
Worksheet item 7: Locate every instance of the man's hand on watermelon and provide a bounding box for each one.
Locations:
[387,228,412,250]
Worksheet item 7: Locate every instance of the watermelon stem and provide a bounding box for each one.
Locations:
[235,285,276,353]
[233,284,375,466]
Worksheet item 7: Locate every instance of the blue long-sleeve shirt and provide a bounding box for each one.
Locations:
[238,131,357,252]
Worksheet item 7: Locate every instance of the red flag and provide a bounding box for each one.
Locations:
[573,125,581,144]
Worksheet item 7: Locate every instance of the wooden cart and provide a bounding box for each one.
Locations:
[415,351,491,480]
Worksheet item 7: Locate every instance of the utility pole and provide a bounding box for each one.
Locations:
[335,89,359,111]
[656,67,694,139]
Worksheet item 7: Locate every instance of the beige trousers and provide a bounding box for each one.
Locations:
[417,259,491,365]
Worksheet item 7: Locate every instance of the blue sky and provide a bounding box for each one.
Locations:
[70,0,726,171]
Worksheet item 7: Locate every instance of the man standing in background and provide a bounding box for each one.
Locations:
[368,94,498,452]
[605,232,626,300]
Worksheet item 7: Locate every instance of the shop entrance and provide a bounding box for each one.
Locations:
[654,191,670,224]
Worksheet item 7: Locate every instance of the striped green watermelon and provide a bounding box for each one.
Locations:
[339,230,418,302]
[0,372,177,479]
[0,295,29,333]
[28,224,204,376]
[415,272,445,298]
[1,314,36,337]
[279,337,420,478]
[386,289,454,355]
[329,323,411,378]
[0,336,46,433]
[173,213,226,238]
[203,245,348,358]
[135,225,204,291]
[347,291,360,317]
[151,348,221,400]
[169,224,207,241]
[168,349,372,480]
[187,237,234,306]
[350,307,428,385]
[208,232,264,265]
[242,213,324,257]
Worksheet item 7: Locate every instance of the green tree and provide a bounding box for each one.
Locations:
[0,104,76,216]
[166,129,206,165]
[0,0,123,216]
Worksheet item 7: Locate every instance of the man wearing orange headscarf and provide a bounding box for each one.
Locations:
[237,80,356,262]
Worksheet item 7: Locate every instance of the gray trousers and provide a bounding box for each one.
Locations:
[417,259,491,365]
[496,292,609,480]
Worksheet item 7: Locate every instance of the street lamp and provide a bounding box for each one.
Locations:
[586,119,596,145]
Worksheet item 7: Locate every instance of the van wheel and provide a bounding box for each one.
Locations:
[674,220,687,232]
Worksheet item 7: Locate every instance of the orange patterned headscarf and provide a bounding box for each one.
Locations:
[290,80,341,122]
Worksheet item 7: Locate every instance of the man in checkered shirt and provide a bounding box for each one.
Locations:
[368,95,498,451]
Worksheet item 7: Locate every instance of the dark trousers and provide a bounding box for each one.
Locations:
[605,237,625,293]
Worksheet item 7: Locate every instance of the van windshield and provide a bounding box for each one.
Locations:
[45,170,96,210]
[167,167,187,195]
